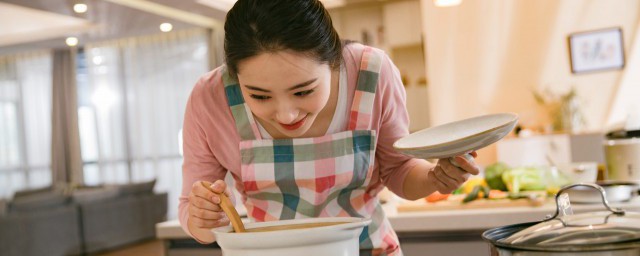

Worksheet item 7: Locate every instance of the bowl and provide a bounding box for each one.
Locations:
[212,217,370,256]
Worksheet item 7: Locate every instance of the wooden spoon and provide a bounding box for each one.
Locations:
[201,181,246,233]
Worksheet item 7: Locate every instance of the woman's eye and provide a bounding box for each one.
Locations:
[250,94,271,100]
[294,89,314,97]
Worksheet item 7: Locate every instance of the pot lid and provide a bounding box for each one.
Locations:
[500,183,640,246]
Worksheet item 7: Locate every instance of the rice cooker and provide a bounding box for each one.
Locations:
[604,129,640,183]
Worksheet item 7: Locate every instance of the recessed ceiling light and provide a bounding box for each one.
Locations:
[65,37,79,46]
[73,3,88,13]
[92,56,103,65]
[434,0,462,7]
[160,23,173,32]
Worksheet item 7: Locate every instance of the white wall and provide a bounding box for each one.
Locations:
[420,0,640,165]
[330,5,384,48]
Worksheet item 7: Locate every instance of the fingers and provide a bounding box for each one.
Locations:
[429,169,458,194]
[189,201,226,219]
[189,192,223,211]
[448,154,480,175]
[211,179,230,196]
[189,215,230,229]
[430,153,481,193]
[188,180,231,229]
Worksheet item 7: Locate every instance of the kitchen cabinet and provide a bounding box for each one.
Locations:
[382,0,423,48]
[496,133,605,167]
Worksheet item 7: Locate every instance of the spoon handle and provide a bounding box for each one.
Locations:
[201,181,246,233]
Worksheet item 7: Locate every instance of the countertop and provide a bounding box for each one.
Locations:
[156,197,640,239]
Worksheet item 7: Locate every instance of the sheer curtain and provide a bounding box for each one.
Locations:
[79,29,209,218]
[0,51,53,198]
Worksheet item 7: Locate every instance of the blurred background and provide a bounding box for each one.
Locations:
[1,0,639,255]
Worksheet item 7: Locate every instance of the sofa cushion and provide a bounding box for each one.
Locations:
[116,179,156,197]
[72,187,120,204]
[9,191,70,213]
[12,186,54,199]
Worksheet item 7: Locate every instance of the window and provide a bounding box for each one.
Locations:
[78,29,209,218]
[0,52,53,198]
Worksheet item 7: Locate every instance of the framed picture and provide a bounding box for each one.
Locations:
[568,27,625,74]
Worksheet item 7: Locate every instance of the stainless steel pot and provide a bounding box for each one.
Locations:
[483,183,640,255]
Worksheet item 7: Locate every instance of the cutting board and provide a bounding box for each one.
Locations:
[396,198,546,212]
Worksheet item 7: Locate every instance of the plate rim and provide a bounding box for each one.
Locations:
[393,112,518,152]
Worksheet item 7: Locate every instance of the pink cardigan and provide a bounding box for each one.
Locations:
[179,43,421,237]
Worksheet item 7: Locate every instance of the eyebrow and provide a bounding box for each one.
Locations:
[244,78,317,93]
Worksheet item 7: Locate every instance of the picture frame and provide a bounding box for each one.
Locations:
[567,27,625,74]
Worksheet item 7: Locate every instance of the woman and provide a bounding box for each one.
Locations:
[179,0,479,255]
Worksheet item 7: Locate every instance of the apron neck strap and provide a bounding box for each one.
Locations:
[222,67,261,140]
[348,46,383,131]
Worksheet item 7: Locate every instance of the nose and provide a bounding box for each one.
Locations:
[275,102,299,124]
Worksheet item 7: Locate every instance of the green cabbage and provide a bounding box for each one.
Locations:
[484,162,509,191]
[501,167,546,193]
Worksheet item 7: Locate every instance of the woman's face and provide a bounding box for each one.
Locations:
[236,50,332,138]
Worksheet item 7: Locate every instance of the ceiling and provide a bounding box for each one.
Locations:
[0,0,394,55]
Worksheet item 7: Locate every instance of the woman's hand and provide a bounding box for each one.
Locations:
[187,180,231,243]
[429,151,480,194]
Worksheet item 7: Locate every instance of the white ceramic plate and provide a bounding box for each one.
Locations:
[393,113,518,159]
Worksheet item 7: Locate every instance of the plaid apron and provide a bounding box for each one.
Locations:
[223,46,401,255]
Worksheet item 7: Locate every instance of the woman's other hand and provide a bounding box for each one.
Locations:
[429,151,480,194]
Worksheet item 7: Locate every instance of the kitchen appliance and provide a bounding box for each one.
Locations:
[483,183,640,255]
[212,217,370,256]
[604,129,640,183]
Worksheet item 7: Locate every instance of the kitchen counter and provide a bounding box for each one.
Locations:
[156,198,640,256]
[387,197,640,233]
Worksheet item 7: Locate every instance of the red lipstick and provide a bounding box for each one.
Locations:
[280,116,307,131]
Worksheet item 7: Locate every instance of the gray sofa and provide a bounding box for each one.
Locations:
[0,180,168,256]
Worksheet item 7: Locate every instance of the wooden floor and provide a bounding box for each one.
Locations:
[96,239,164,256]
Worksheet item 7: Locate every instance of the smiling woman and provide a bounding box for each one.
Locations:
[237,50,335,139]
[179,1,480,255]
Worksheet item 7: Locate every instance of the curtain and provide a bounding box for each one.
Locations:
[51,49,83,185]
[80,28,209,218]
[0,51,52,198]
[606,18,640,130]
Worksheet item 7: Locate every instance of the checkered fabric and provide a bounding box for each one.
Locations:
[224,46,401,255]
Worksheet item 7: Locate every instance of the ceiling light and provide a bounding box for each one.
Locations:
[73,3,88,13]
[434,0,462,7]
[159,23,173,32]
[65,37,78,47]
[92,56,103,65]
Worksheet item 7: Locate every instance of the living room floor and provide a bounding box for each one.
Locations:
[97,240,164,256]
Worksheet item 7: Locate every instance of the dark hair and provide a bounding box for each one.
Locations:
[224,0,342,77]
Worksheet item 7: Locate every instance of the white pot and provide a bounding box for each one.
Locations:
[604,138,640,183]
[212,217,370,256]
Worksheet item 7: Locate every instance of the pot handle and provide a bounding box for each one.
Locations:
[544,183,625,221]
